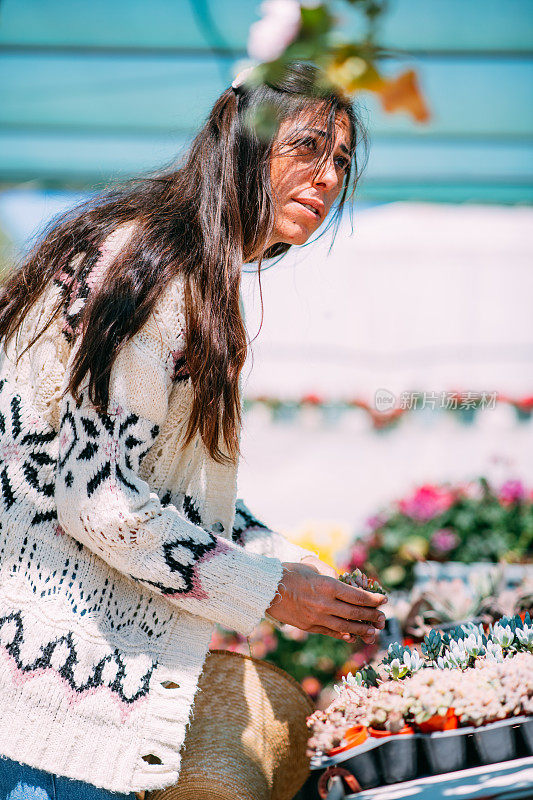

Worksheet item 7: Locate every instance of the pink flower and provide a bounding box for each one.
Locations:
[399,484,454,522]
[365,514,385,532]
[281,624,308,642]
[347,542,368,570]
[499,479,526,506]
[430,528,459,554]
[252,641,268,659]
[248,0,301,63]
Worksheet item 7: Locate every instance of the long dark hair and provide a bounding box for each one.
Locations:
[0,62,367,463]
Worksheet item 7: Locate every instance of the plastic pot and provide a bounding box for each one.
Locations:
[327,726,368,756]
[473,719,516,765]
[368,726,391,739]
[320,734,382,791]
[418,708,458,734]
[343,746,381,790]
[422,727,469,775]
[368,724,414,738]
[377,731,418,784]
[520,717,533,755]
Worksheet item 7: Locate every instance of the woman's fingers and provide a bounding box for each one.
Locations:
[330,599,386,629]
[326,615,377,638]
[309,623,376,644]
[335,580,387,608]
[267,564,387,643]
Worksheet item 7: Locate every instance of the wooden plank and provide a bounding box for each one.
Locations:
[1,53,532,138]
[0,0,531,53]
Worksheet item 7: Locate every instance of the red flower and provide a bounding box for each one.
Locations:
[513,396,533,412]
[301,676,322,699]
[301,393,322,406]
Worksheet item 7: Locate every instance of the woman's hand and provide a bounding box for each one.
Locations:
[299,554,338,579]
[267,562,387,645]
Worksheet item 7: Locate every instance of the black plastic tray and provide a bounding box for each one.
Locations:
[302,715,532,799]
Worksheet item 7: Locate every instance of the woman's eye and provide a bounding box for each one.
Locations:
[300,136,318,152]
[335,156,350,172]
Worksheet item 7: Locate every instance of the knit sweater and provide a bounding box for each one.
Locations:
[0,223,314,794]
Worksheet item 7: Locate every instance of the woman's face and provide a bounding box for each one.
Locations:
[268,109,353,248]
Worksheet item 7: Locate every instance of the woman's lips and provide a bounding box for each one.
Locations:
[291,199,321,221]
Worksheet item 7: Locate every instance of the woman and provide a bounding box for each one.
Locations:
[0,62,386,798]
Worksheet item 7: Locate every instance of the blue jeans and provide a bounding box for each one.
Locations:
[0,758,136,800]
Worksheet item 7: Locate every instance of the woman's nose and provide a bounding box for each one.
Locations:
[313,157,339,192]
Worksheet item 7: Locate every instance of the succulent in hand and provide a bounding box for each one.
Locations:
[339,567,387,595]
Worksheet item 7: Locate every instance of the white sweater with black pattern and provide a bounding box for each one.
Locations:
[0,224,313,793]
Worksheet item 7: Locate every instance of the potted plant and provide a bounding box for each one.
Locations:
[365,688,417,784]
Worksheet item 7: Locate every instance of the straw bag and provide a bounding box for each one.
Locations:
[146,649,314,800]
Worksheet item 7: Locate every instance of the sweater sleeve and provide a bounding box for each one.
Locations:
[231,499,318,563]
[54,282,283,637]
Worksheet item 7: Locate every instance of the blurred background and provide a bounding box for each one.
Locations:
[1,0,532,696]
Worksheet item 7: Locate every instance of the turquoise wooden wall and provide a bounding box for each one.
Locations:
[0,0,532,203]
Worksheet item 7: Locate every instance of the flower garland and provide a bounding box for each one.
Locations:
[243,392,533,429]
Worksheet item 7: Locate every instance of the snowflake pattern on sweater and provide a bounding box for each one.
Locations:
[56,391,227,600]
[0,226,314,793]
[0,380,57,527]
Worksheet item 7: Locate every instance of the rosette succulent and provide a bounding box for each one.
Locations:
[339,568,387,595]
[335,665,379,693]
[435,623,489,669]
[383,643,423,680]
[366,684,409,732]
[491,621,515,651]
[307,649,533,755]
[421,629,448,663]
[516,623,533,652]
[485,640,505,663]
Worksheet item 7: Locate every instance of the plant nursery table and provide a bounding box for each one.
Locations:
[319,755,533,799]
[301,713,533,799]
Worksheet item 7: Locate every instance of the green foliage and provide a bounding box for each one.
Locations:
[266,628,352,685]
[346,478,533,590]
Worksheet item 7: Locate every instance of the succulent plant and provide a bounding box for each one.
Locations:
[462,625,487,659]
[366,684,409,732]
[421,629,447,662]
[403,669,456,724]
[441,638,470,670]
[383,643,423,680]
[339,568,387,595]
[515,623,533,652]
[336,664,379,693]
[307,649,533,754]
[491,621,515,650]
[485,639,504,663]
[353,664,379,688]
